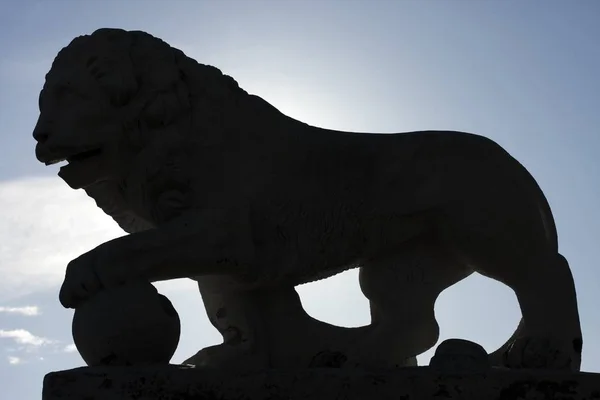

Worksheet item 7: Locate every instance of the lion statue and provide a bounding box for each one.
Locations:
[33,28,583,371]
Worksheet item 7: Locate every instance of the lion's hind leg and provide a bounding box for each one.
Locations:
[445,199,583,370]
[474,249,582,370]
[355,237,473,368]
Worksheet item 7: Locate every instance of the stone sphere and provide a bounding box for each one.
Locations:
[429,338,490,371]
[72,281,180,366]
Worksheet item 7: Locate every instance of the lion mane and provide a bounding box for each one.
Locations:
[45,28,256,233]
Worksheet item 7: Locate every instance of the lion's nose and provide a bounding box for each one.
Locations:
[33,130,49,144]
[33,117,51,144]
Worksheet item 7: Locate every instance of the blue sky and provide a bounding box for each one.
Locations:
[1,0,599,398]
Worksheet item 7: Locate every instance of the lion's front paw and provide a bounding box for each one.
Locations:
[60,251,104,309]
[60,244,133,308]
[183,344,269,371]
[502,336,582,371]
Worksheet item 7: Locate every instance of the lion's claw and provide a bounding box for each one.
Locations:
[59,244,132,308]
[60,253,102,308]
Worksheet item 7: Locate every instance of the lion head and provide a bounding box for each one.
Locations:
[33,28,249,232]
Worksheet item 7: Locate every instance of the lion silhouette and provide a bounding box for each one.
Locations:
[33,28,582,371]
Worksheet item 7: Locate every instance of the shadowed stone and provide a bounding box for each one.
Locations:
[42,365,600,400]
[430,339,490,372]
[34,27,591,399]
[72,281,180,366]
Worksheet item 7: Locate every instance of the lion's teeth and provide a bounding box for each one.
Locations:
[45,158,66,166]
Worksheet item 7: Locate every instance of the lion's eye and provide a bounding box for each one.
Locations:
[57,85,85,101]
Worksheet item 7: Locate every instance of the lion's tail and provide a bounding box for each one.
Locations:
[488,158,559,366]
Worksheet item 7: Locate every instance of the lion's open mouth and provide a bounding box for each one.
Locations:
[43,147,106,189]
[44,148,103,166]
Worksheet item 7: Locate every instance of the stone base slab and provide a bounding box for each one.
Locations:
[42,365,600,400]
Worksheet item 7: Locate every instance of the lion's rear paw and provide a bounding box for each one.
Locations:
[501,336,582,371]
[183,344,269,371]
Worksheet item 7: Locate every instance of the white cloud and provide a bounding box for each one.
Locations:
[7,356,22,365]
[0,329,54,347]
[0,177,123,302]
[0,306,40,316]
[0,176,194,302]
[1,330,80,358]
[63,343,77,353]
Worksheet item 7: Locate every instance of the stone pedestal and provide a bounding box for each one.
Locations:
[42,365,600,400]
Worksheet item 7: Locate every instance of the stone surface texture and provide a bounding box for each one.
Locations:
[33,27,583,373]
[42,365,600,400]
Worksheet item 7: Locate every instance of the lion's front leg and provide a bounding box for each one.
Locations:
[59,208,256,308]
[187,282,378,370]
[187,281,329,370]
[185,276,275,370]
